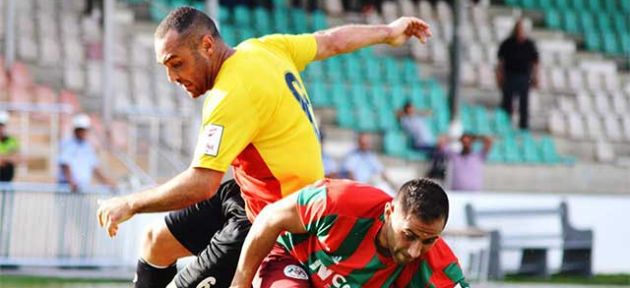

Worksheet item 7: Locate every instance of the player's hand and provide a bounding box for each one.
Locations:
[386,17,432,47]
[97,196,135,238]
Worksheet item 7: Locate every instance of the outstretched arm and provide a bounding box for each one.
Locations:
[230,193,306,288]
[314,16,432,61]
[97,167,223,237]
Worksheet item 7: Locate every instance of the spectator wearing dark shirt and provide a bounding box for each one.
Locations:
[496,18,539,130]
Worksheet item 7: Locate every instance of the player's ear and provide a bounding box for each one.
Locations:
[201,34,214,55]
[384,202,394,220]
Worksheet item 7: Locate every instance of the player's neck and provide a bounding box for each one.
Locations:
[375,225,391,257]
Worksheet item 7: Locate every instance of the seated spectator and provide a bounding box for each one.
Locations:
[443,133,493,191]
[341,133,395,194]
[0,111,19,182]
[397,101,440,154]
[58,114,114,192]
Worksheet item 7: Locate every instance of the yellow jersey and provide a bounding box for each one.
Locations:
[191,34,324,220]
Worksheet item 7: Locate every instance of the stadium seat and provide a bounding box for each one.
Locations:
[390,84,408,110]
[344,55,362,83]
[305,60,324,81]
[349,84,369,108]
[290,9,309,33]
[384,58,401,85]
[602,115,623,142]
[566,112,586,139]
[502,135,522,164]
[330,83,350,109]
[335,105,354,128]
[369,85,387,108]
[562,11,579,34]
[365,58,383,83]
[602,32,620,55]
[354,108,378,132]
[309,81,330,107]
[473,106,492,135]
[549,110,567,136]
[622,116,630,142]
[486,139,504,163]
[595,140,615,162]
[584,32,601,51]
[409,83,429,109]
[402,60,419,84]
[325,57,343,80]
[520,132,542,163]
[253,7,272,34]
[540,136,561,163]
[377,107,398,130]
[311,10,328,30]
[273,9,290,32]
[545,10,562,30]
[584,114,603,139]
[493,109,513,136]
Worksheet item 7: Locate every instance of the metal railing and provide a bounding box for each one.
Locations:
[0,182,160,268]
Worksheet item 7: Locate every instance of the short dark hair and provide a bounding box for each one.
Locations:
[395,178,449,225]
[155,6,221,46]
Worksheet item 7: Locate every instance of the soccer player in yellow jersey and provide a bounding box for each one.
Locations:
[96,6,431,288]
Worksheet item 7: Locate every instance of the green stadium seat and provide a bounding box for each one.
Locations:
[384,131,408,158]
[473,106,492,135]
[596,16,612,33]
[555,0,570,9]
[620,34,630,55]
[539,0,553,9]
[349,84,369,108]
[545,10,562,29]
[402,60,419,84]
[308,81,330,107]
[305,60,324,81]
[503,135,522,164]
[585,0,601,11]
[220,25,237,47]
[493,109,513,136]
[330,83,350,109]
[390,84,408,110]
[273,9,290,32]
[370,85,388,108]
[409,83,428,109]
[585,32,601,51]
[504,0,520,6]
[219,6,231,25]
[336,106,354,128]
[311,10,328,30]
[354,108,378,132]
[578,11,595,33]
[238,28,256,43]
[290,9,309,33]
[540,136,560,163]
[486,139,504,163]
[253,7,272,34]
[621,0,630,12]
[613,13,628,34]
[603,32,620,54]
[569,0,586,9]
[520,133,542,163]
[603,0,618,13]
[325,57,343,80]
[521,0,537,9]
[233,6,250,27]
[377,108,398,130]
[344,56,362,82]
[365,58,383,83]
[357,47,374,59]
[149,1,169,22]
[460,105,474,133]
[384,58,401,85]
[562,11,579,34]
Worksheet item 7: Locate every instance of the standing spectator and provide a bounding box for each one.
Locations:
[444,133,493,191]
[58,114,113,192]
[497,18,539,130]
[342,133,395,191]
[0,111,19,182]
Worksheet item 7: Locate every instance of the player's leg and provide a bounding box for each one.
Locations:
[518,78,530,130]
[171,179,251,288]
[134,221,191,288]
[253,244,310,288]
[135,186,224,288]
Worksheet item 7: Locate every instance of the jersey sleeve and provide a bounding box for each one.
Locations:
[258,34,318,71]
[295,181,335,236]
[191,86,259,172]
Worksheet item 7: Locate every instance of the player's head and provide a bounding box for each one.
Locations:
[402,101,415,115]
[72,114,91,141]
[460,132,475,154]
[357,133,372,152]
[511,18,526,41]
[154,7,223,98]
[380,178,448,264]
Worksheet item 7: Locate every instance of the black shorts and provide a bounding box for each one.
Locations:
[165,179,251,288]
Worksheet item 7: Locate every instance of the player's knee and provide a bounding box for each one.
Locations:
[141,224,168,256]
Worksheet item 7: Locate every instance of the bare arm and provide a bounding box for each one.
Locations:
[230,193,306,288]
[480,135,494,155]
[60,164,78,192]
[314,17,432,61]
[495,60,504,88]
[97,167,223,237]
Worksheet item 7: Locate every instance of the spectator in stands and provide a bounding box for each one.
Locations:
[58,114,113,192]
[496,18,539,130]
[397,101,438,154]
[443,133,493,191]
[342,133,395,193]
[0,111,19,182]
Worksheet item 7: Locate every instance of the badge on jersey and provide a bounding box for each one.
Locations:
[203,124,223,157]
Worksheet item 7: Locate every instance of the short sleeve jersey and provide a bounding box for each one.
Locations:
[191,34,324,220]
[279,179,469,288]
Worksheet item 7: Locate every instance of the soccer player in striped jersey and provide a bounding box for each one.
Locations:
[231,178,469,288]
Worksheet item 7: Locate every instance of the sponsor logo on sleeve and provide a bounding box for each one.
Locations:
[204,124,223,157]
[284,264,309,280]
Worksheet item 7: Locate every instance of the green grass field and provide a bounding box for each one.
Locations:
[0,276,129,288]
